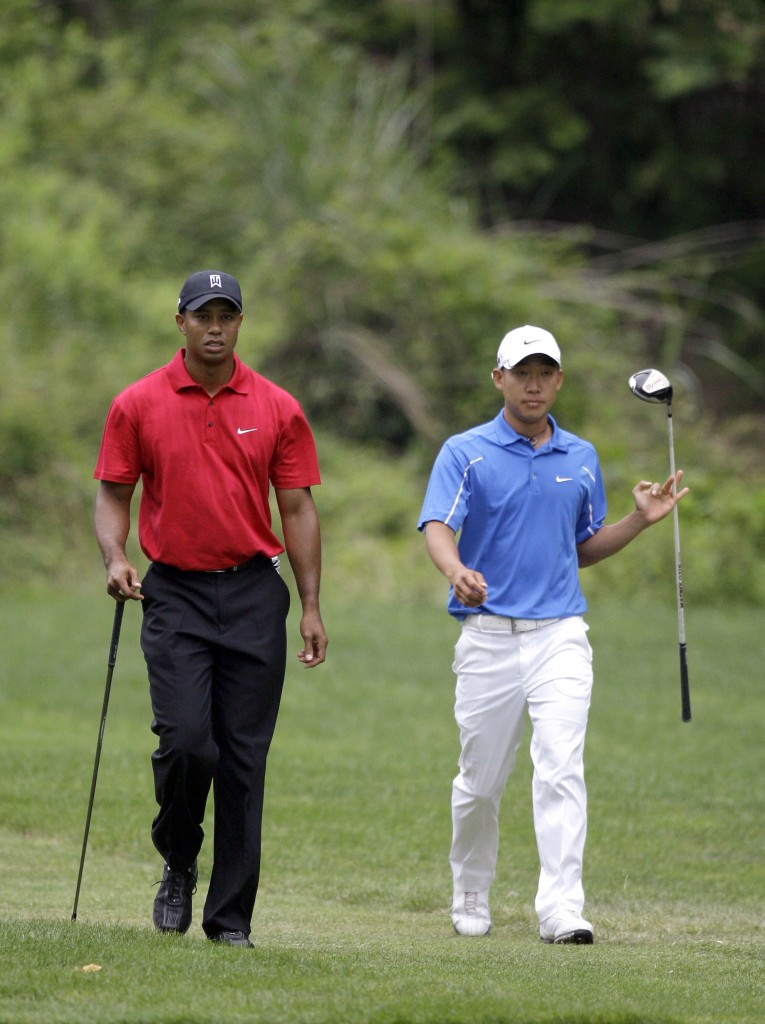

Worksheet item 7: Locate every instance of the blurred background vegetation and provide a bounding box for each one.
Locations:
[1,0,763,605]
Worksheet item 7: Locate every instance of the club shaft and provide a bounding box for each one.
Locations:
[666,405,691,722]
[71,601,125,921]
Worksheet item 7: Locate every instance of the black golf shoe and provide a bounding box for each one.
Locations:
[153,861,197,934]
[208,930,254,948]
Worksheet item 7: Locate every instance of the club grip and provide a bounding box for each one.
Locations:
[679,642,691,722]
[108,602,125,668]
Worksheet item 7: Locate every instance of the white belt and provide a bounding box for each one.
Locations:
[464,614,561,633]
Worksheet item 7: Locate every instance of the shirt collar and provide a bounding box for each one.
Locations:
[166,349,250,395]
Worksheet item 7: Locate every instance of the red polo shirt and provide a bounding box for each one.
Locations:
[94,349,321,570]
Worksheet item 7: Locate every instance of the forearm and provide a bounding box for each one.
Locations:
[94,481,142,599]
[276,487,327,666]
[279,496,322,610]
[578,473,688,568]
[577,511,649,567]
[424,521,463,582]
[423,520,488,606]
[95,482,134,567]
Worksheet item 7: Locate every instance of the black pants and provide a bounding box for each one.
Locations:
[140,556,290,937]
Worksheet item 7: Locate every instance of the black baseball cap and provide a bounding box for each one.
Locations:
[178,270,243,312]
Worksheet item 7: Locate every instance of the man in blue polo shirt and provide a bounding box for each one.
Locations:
[419,325,687,944]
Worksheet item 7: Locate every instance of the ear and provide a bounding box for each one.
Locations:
[491,367,504,390]
[175,312,186,335]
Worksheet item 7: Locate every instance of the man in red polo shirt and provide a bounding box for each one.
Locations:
[94,269,327,948]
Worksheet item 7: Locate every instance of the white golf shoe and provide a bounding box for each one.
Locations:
[539,910,593,944]
[450,890,491,936]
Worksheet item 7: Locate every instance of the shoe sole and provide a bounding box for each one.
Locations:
[541,929,593,945]
[208,935,254,948]
[452,925,491,937]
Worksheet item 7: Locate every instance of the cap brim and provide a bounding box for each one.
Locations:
[183,293,242,312]
[498,351,561,369]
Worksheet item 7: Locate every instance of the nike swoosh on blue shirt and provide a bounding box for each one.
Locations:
[556,475,573,482]
[237,427,258,434]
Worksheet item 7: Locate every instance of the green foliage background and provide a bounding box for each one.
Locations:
[1,0,764,604]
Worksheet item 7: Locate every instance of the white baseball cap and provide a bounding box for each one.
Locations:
[496,325,561,369]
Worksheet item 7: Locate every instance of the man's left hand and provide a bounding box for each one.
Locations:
[297,611,328,668]
[633,470,689,523]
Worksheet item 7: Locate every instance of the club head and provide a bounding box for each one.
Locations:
[628,368,673,404]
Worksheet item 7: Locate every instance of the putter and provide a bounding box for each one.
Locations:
[628,368,691,722]
[71,601,125,921]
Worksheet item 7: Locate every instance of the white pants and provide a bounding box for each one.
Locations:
[450,615,593,922]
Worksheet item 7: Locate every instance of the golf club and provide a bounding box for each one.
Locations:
[628,368,691,722]
[71,600,125,921]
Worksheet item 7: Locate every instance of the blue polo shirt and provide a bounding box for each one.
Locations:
[418,411,607,620]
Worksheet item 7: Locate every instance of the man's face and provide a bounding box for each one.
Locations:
[175,299,243,367]
[491,355,563,428]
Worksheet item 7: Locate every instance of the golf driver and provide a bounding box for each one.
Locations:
[628,368,691,722]
[71,600,125,920]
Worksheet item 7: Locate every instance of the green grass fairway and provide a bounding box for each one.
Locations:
[1,587,763,1023]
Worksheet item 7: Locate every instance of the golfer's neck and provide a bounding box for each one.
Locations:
[184,355,235,397]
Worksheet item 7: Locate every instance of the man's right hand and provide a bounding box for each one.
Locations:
[106,561,144,602]
[449,567,489,608]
